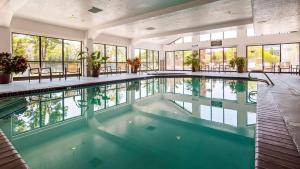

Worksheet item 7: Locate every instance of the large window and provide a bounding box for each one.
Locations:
[200,47,237,71]
[247,43,300,72]
[93,43,128,73]
[134,49,159,71]
[12,33,82,77]
[165,50,192,71]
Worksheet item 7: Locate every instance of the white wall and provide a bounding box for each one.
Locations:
[163,27,300,58]
[94,33,131,47]
[10,17,86,41]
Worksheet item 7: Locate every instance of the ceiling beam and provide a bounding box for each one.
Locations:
[0,0,29,27]
[133,17,253,41]
[88,0,220,39]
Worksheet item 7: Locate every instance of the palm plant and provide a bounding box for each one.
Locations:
[184,51,200,72]
[77,49,109,77]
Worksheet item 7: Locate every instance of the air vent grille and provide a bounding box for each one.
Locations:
[88,7,103,13]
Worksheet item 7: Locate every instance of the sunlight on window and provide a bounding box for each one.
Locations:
[224,30,237,39]
[174,38,183,44]
[247,112,256,125]
[211,32,223,40]
[183,36,192,43]
[247,28,255,37]
[200,34,210,41]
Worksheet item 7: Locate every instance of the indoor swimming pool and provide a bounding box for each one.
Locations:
[0,77,257,169]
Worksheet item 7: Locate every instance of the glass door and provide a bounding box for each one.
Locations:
[263,45,280,72]
[247,46,263,71]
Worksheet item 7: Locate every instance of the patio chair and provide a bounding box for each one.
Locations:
[200,64,209,71]
[224,63,232,71]
[28,63,52,83]
[264,63,275,72]
[107,66,122,74]
[278,62,291,73]
[291,65,299,75]
[65,63,81,80]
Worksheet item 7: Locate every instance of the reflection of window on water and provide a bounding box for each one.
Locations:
[247,81,257,103]
[200,105,238,127]
[172,100,192,114]
[135,79,160,100]
[94,83,128,111]
[168,78,193,95]
[247,112,256,125]
[168,78,251,101]
[12,89,84,135]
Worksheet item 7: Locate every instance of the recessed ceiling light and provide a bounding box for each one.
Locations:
[146,27,155,30]
[257,20,268,23]
[88,7,103,14]
[69,15,77,20]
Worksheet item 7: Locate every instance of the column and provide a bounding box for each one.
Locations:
[0,26,11,53]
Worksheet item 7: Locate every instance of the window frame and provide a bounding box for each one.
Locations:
[12,32,83,79]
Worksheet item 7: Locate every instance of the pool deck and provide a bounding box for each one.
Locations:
[0,130,29,169]
[1,71,300,169]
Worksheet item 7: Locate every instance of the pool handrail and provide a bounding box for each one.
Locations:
[248,70,275,86]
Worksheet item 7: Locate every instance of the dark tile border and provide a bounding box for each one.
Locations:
[255,84,300,169]
[0,130,29,169]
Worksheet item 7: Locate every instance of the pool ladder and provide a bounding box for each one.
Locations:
[248,70,275,86]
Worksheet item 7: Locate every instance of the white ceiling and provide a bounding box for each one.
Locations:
[102,0,252,39]
[252,0,300,35]
[5,0,300,44]
[14,0,194,30]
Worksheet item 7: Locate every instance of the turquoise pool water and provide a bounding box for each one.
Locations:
[0,77,257,169]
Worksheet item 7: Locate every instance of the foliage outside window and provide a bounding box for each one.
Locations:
[134,49,159,71]
[93,43,128,72]
[247,43,299,72]
[199,47,237,71]
[12,33,82,77]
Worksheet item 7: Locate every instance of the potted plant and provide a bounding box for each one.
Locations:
[78,49,108,77]
[0,52,28,84]
[229,57,247,73]
[184,50,200,72]
[127,57,141,73]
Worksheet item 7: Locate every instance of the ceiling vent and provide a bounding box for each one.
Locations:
[146,27,155,30]
[88,7,103,14]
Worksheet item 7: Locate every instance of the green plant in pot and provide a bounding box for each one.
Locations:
[0,52,28,84]
[78,50,108,77]
[184,51,200,72]
[229,57,247,73]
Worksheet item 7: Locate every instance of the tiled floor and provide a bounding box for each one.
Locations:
[256,84,300,169]
[1,71,300,169]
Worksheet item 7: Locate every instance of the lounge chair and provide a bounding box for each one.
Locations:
[65,63,81,80]
[264,63,275,72]
[278,62,291,73]
[28,63,52,83]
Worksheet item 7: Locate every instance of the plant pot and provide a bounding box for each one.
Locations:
[92,69,99,77]
[0,73,12,84]
[192,67,196,72]
[237,65,244,73]
[131,67,138,74]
